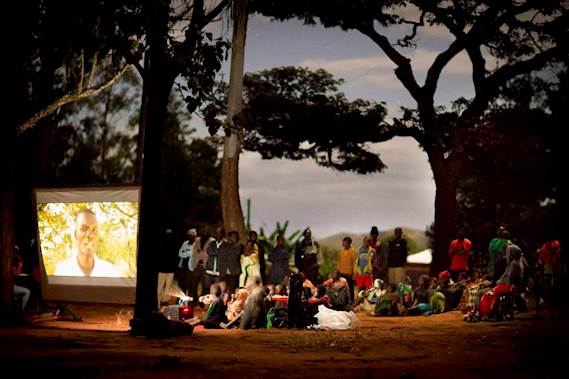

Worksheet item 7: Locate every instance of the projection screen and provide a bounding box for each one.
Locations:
[35,187,139,304]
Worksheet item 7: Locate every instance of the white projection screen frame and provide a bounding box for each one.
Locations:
[35,187,140,304]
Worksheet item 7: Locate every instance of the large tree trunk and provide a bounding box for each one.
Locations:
[131,48,174,325]
[428,150,459,276]
[221,0,249,239]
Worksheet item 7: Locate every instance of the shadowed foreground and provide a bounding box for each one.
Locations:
[0,308,566,378]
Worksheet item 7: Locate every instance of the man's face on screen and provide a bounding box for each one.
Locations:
[76,212,99,256]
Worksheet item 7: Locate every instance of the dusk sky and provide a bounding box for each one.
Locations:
[202,11,478,238]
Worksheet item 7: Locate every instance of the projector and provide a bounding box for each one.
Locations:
[160,296,194,321]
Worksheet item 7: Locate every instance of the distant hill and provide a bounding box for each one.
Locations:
[318,227,428,255]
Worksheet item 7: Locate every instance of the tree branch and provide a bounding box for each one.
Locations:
[464,45,565,120]
[88,52,99,88]
[133,59,145,79]
[423,38,466,98]
[376,122,424,145]
[79,49,85,93]
[16,64,131,136]
[202,0,231,28]
[357,24,422,102]
[466,46,486,96]
[192,0,205,27]
[396,10,426,48]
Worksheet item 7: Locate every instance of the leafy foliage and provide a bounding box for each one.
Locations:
[258,220,302,251]
[23,70,222,253]
[457,73,564,257]
[204,66,389,174]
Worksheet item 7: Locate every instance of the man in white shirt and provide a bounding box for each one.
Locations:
[54,208,121,277]
[177,228,197,295]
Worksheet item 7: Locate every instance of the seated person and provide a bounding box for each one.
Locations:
[221,288,249,329]
[13,253,30,313]
[274,283,287,295]
[308,285,330,307]
[240,277,268,329]
[397,275,414,309]
[412,275,433,306]
[355,279,386,315]
[218,281,230,304]
[323,271,351,311]
[437,270,464,310]
[270,284,289,307]
[497,245,529,312]
[186,284,227,329]
[374,284,404,316]
[303,277,317,297]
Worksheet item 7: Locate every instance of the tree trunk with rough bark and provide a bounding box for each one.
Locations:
[428,150,459,276]
[221,0,249,239]
[132,47,174,323]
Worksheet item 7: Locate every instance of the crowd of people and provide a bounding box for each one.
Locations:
[11,221,562,329]
[171,224,564,330]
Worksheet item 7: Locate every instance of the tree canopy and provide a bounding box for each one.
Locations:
[250,0,568,273]
[205,66,390,174]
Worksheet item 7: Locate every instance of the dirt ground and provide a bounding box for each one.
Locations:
[0,303,567,379]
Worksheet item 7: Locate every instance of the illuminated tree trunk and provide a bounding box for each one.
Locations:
[221,0,249,239]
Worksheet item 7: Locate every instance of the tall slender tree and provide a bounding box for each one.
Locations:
[221,0,249,239]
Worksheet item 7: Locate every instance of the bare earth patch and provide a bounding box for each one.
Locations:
[0,304,566,378]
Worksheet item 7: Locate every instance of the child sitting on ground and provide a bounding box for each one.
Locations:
[221,287,249,329]
[186,284,227,329]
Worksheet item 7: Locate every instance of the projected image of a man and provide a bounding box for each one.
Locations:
[54,208,122,277]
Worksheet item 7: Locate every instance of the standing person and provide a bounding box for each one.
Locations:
[294,228,323,284]
[539,238,561,277]
[240,238,260,288]
[248,231,267,284]
[387,227,408,285]
[355,236,375,292]
[205,227,225,288]
[219,231,243,293]
[369,226,384,281]
[176,228,197,295]
[269,234,290,284]
[337,236,357,303]
[536,237,562,318]
[189,227,214,302]
[487,226,508,281]
[448,231,472,282]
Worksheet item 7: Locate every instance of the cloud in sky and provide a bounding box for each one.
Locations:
[301,48,473,89]
[199,15,483,238]
[239,137,435,238]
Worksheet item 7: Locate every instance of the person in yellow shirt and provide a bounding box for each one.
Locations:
[337,236,357,303]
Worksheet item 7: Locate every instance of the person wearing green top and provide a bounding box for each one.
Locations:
[187,284,227,329]
[487,227,508,280]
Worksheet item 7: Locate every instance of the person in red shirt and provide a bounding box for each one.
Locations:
[448,231,472,282]
[538,239,561,276]
[369,226,384,281]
